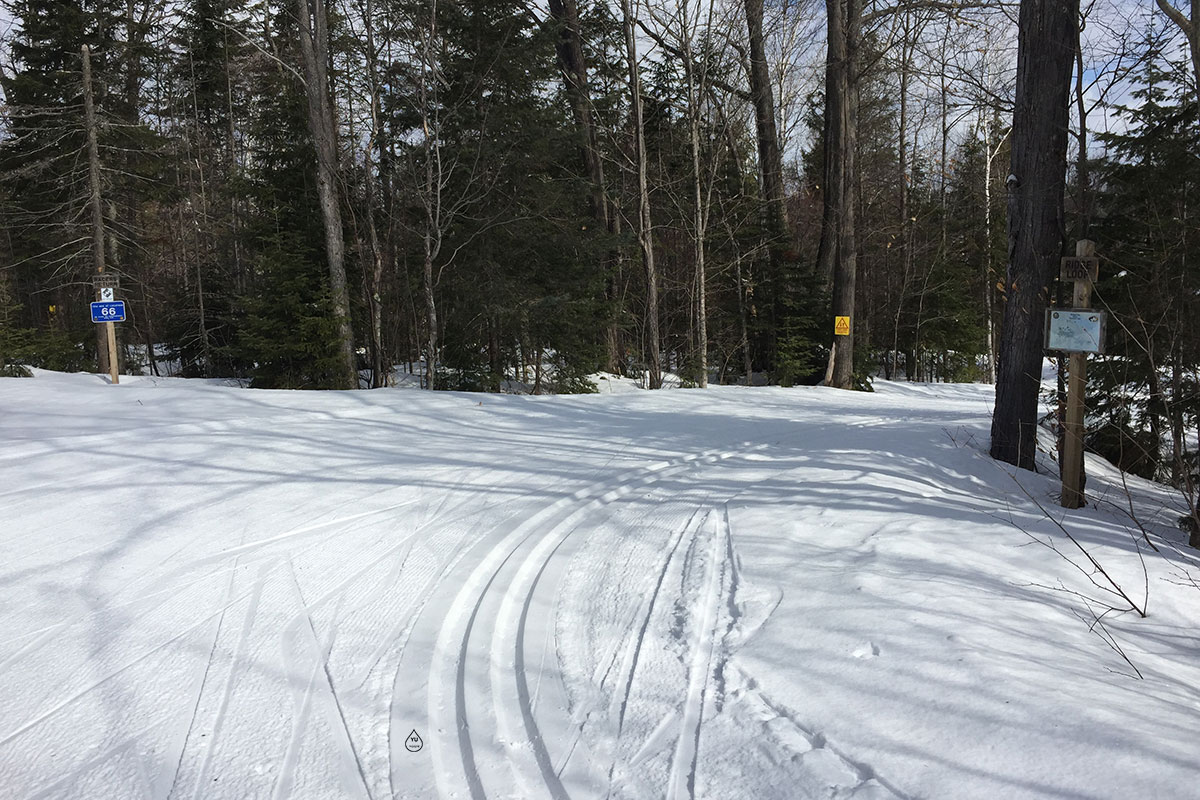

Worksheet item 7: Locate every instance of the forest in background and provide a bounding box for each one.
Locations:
[0,0,1196,499]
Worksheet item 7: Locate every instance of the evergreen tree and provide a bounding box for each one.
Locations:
[159,0,248,377]
[0,0,123,365]
[235,0,346,389]
[1091,57,1200,487]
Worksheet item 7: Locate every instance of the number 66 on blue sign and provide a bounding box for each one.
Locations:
[90,301,126,323]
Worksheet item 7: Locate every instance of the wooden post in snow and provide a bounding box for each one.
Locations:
[1060,239,1097,508]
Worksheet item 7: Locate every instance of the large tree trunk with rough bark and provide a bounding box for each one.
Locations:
[821,0,861,389]
[82,46,112,377]
[990,0,1079,469]
[297,0,357,389]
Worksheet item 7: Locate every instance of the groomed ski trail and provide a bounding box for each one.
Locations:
[388,444,766,800]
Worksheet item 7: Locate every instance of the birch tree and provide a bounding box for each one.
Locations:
[1154,0,1200,103]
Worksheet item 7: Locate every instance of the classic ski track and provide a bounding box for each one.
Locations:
[6,426,848,799]
[427,442,764,800]
[666,508,727,800]
[596,507,723,800]
[684,497,913,800]
[607,508,708,741]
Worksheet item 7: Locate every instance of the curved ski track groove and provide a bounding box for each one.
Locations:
[667,510,727,800]
[426,443,763,800]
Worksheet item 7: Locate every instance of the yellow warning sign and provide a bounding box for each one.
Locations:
[834,316,851,336]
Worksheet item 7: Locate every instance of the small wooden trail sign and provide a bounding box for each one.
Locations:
[1060,256,1099,282]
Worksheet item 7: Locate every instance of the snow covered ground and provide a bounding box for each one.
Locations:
[1,371,1198,800]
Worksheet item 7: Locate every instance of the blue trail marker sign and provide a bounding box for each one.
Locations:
[90,301,126,323]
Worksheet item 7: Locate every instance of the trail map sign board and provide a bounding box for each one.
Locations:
[834,316,851,336]
[1045,309,1105,354]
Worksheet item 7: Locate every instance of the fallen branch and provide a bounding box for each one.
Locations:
[1005,470,1147,618]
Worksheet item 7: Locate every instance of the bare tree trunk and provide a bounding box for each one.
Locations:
[1074,35,1092,241]
[896,26,909,380]
[939,21,950,252]
[621,0,662,389]
[983,117,1008,385]
[366,183,386,387]
[297,0,357,389]
[549,0,621,373]
[417,0,442,390]
[549,0,608,229]
[363,0,388,388]
[990,0,1079,469]
[743,0,788,243]
[817,0,843,283]
[82,46,112,377]
[423,223,438,390]
[1171,341,1184,485]
[822,0,861,389]
[194,203,211,371]
[609,209,624,373]
[679,0,709,387]
[735,252,753,383]
[224,25,244,292]
[892,11,918,380]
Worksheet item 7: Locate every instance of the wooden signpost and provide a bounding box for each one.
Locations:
[1058,240,1099,509]
[92,274,121,385]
